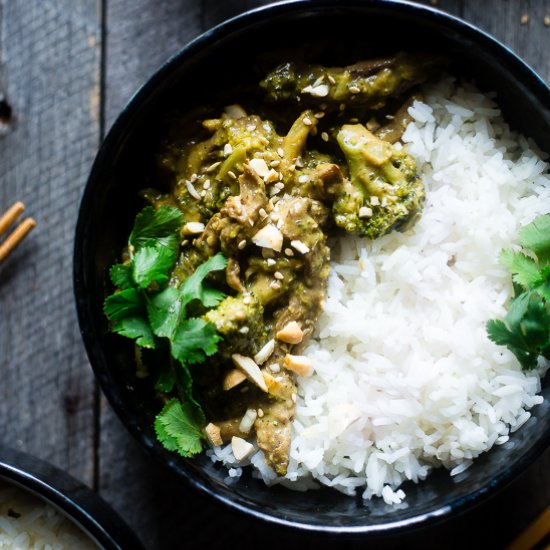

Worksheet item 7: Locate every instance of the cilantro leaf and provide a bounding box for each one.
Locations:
[109,264,134,290]
[171,318,222,365]
[103,288,143,321]
[179,253,228,308]
[129,206,184,251]
[147,287,181,338]
[519,214,550,266]
[500,249,541,290]
[154,398,204,457]
[154,363,175,393]
[112,315,156,348]
[133,244,178,289]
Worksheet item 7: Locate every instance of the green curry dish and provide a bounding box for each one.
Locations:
[332,123,424,239]
[486,214,550,371]
[260,52,443,109]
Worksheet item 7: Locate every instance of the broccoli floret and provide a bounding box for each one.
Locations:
[332,124,425,239]
[202,293,267,359]
[260,53,443,109]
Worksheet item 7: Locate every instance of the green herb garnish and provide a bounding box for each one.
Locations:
[103,205,228,457]
[486,214,550,371]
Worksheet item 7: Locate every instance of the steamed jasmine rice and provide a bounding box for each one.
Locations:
[0,480,96,549]
[209,78,550,504]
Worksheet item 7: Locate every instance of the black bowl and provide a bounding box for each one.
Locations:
[74,0,550,535]
[0,445,144,549]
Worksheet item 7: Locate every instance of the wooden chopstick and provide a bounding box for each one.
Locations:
[0,201,25,235]
[507,506,550,550]
[0,201,36,264]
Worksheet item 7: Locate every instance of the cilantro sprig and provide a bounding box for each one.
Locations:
[103,205,228,457]
[486,214,550,371]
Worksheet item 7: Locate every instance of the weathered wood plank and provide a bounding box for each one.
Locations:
[0,0,101,484]
[463,0,550,82]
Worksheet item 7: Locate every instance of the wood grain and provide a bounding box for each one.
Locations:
[0,0,101,484]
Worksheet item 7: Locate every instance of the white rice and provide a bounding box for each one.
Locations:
[210,78,550,504]
[0,480,97,549]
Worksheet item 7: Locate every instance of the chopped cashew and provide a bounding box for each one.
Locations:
[249,158,269,178]
[251,224,283,252]
[283,354,313,377]
[223,368,247,391]
[231,354,268,392]
[231,436,255,461]
[276,321,304,344]
[204,423,223,446]
[263,371,287,399]
[238,408,258,434]
[253,339,275,365]
[183,221,205,235]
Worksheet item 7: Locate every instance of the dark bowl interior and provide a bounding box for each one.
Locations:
[0,445,144,549]
[74,0,550,535]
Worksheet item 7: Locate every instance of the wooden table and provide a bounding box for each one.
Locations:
[1,1,549,548]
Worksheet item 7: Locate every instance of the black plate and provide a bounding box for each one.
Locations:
[0,445,144,549]
[74,0,550,535]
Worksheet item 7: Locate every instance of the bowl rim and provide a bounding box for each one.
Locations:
[74,0,550,536]
[0,445,145,549]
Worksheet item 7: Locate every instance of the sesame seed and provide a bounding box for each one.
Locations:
[298,174,309,184]
[339,103,346,111]
[223,143,233,156]
[249,219,254,226]
[370,196,380,206]
[520,13,529,25]
[314,112,325,119]
[274,182,285,190]
[238,239,247,250]
[269,363,280,373]
[269,187,281,196]
[385,114,394,120]
[274,271,284,280]
[181,239,189,246]
[259,136,269,145]
[247,124,256,132]
[271,281,282,290]
[266,258,276,266]
[284,248,294,257]
[203,179,211,189]
[295,157,304,168]
[190,173,198,182]
[228,170,237,179]
[321,132,329,142]
[258,408,264,418]
[277,147,284,157]
[270,159,280,167]
[349,85,361,94]
[259,208,267,219]
[200,190,206,197]
[241,386,249,393]
[328,75,336,84]
[291,393,297,403]
[303,117,312,126]
[239,326,249,334]
[206,161,221,172]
